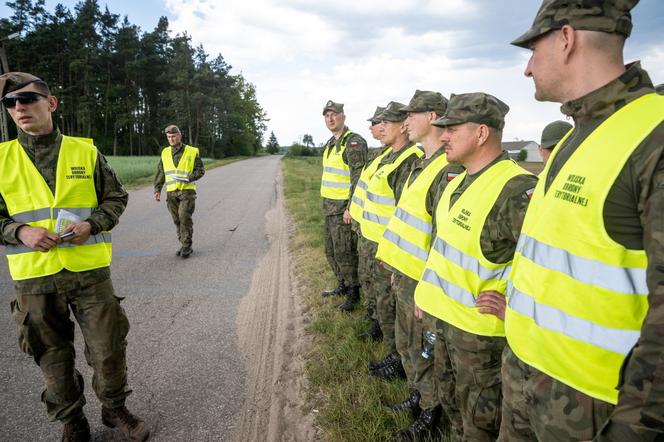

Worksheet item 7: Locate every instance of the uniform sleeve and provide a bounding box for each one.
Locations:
[189,152,205,182]
[597,136,664,441]
[154,155,165,193]
[86,152,129,234]
[344,134,368,209]
[0,192,23,245]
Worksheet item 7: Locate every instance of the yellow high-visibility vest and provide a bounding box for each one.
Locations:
[360,144,423,243]
[376,152,451,280]
[505,93,663,404]
[415,159,532,337]
[320,130,353,200]
[162,145,199,192]
[349,146,391,223]
[0,136,112,280]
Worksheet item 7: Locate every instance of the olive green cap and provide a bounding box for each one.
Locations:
[164,125,181,134]
[322,100,344,115]
[0,71,50,98]
[380,101,407,122]
[367,106,386,124]
[540,120,573,149]
[401,90,448,115]
[511,0,638,49]
[432,93,509,130]
[656,83,664,94]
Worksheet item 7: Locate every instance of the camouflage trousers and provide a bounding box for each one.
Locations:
[324,213,359,287]
[498,346,614,441]
[10,277,132,423]
[393,272,438,410]
[434,320,463,441]
[442,321,505,442]
[167,190,196,248]
[358,236,394,352]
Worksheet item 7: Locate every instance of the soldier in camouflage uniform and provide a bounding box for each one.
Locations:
[0,72,149,442]
[379,90,465,441]
[320,101,368,310]
[358,101,422,379]
[413,93,537,441]
[500,1,664,440]
[537,120,572,164]
[154,125,205,258]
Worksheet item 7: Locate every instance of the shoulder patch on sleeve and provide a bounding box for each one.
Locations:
[525,188,535,200]
[447,172,460,182]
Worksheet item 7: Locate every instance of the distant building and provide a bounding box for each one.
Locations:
[503,140,541,162]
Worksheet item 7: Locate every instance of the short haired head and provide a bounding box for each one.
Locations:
[380,101,408,123]
[432,92,509,130]
[164,125,181,134]
[322,100,344,115]
[367,106,386,125]
[0,72,51,98]
[401,90,448,116]
[540,120,573,149]
[511,0,638,49]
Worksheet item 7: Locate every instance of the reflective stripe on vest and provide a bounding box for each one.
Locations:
[320,130,353,200]
[162,145,199,191]
[349,146,392,223]
[360,144,423,243]
[0,136,112,280]
[415,159,532,337]
[376,153,450,280]
[505,93,663,404]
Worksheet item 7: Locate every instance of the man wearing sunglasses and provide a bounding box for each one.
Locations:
[0,72,149,442]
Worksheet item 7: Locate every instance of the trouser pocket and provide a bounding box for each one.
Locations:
[10,299,38,357]
[470,364,502,433]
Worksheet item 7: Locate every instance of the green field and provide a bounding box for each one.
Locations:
[283,157,424,442]
[106,155,248,188]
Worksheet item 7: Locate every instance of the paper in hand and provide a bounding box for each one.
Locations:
[55,209,83,234]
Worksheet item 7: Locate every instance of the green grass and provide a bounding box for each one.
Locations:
[283,157,415,441]
[106,155,249,188]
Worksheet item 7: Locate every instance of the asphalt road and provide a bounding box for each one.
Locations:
[0,155,283,441]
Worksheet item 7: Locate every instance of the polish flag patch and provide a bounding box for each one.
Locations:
[447,172,459,182]
[350,142,358,147]
[526,188,535,200]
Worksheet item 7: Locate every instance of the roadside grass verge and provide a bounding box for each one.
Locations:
[283,157,413,441]
[106,155,250,188]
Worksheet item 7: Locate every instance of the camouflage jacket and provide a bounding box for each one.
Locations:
[322,127,368,216]
[435,151,537,264]
[0,127,128,294]
[378,142,423,202]
[546,62,664,441]
[153,142,206,194]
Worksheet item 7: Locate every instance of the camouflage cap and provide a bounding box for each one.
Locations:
[380,101,407,122]
[511,0,638,49]
[432,93,509,130]
[540,120,573,149]
[322,100,344,115]
[401,90,448,115]
[164,125,181,134]
[656,83,664,94]
[367,106,386,124]
[0,72,50,98]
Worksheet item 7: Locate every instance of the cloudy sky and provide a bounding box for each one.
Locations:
[2,0,662,147]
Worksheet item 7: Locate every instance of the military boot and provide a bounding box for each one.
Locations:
[62,416,91,442]
[175,247,182,256]
[389,406,442,441]
[101,405,150,442]
[383,390,421,418]
[369,352,399,371]
[357,318,383,342]
[321,281,346,297]
[371,358,407,380]
[337,286,360,311]
[180,246,193,258]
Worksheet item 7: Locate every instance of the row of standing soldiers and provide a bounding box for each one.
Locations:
[318,1,664,441]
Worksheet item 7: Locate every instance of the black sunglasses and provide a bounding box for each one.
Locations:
[1,91,48,108]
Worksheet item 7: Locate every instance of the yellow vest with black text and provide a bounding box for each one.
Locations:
[162,145,199,192]
[0,136,112,280]
[505,93,663,404]
[415,159,531,337]
[361,145,423,243]
[376,152,451,280]
[320,130,353,200]
[349,146,391,223]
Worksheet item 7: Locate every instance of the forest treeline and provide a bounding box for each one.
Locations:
[1,0,268,157]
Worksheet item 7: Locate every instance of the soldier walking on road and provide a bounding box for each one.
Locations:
[154,125,205,258]
[501,1,664,440]
[320,100,368,309]
[414,93,536,441]
[0,72,149,442]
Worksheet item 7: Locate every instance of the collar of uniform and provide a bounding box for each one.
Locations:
[171,142,184,153]
[561,61,655,125]
[17,126,61,152]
